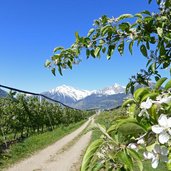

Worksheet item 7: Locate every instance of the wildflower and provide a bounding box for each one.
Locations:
[143,144,168,168]
[152,114,171,144]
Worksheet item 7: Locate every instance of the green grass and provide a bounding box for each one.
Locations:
[0,120,86,170]
[91,109,168,171]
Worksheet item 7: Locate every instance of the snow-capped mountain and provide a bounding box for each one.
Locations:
[93,83,125,95]
[48,85,92,101]
[42,84,126,109]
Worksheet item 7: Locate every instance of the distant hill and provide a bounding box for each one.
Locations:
[73,93,127,110]
[42,84,127,110]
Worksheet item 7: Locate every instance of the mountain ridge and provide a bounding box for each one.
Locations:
[42,84,127,110]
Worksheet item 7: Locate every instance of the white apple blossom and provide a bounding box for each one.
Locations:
[152,114,171,144]
[155,95,171,104]
[138,98,153,118]
[143,144,168,168]
[140,98,153,109]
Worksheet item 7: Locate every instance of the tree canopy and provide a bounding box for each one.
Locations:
[45,0,171,94]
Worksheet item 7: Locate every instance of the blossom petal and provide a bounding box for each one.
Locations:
[153,144,161,154]
[158,114,168,127]
[161,155,168,163]
[168,128,171,135]
[161,146,168,156]
[152,125,164,134]
[167,118,171,127]
[140,98,152,109]
[161,96,171,104]
[137,138,145,144]
[128,143,137,150]
[143,151,154,159]
[151,157,159,168]
[159,132,170,144]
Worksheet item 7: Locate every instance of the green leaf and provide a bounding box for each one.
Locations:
[67,60,72,69]
[117,149,133,171]
[101,25,111,36]
[118,41,124,55]
[99,39,105,45]
[87,28,95,37]
[141,10,151,16]
[140,44,148,57]
[102,47,106,53]
[133,87,150,102]
[51,54,60,61]
[119,22,130,31]
[107,118,146,134]
[155,76,160,81]
[75,32,80,42]
[141,92,158,102]
[58,65,63,76]
[86,49,90,58]
[129,41,134,55]
[96,123,113,140]
[94,47,101,57]
[165,80,171,90]
[148,0,152,3]
[165,0,170,7]
[117,14,133,21]
[155,77,167,90]
[151,63,156,73]
[107,45,115,59]
[135,13,143,18]
[146,59,152,67]
[127,149,143,171]
[122,99,135,107]
[149,104,158,120]
[118,121,146,136]
[91,163,104,171]
[128,103,137,118]
[81,139,103,171]
[51,68,56,76]
[53,46,64,53]
[126,82,134,94]
[131,84,135,94]
[157,0,161,5]
[146,41,150,50]
[91,49,95,58]
[157,27,163,37]
[45,60,51,67]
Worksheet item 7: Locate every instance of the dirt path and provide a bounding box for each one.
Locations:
[5,117,94,171]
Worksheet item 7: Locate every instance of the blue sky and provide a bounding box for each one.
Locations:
[0,0,165,92]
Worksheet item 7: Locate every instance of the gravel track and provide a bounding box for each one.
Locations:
[5,117,94,171]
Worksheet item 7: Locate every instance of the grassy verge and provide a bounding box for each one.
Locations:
[0,120,86,170]
[91,109,168,171]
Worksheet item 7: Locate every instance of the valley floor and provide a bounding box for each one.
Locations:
[4,117,94,171]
